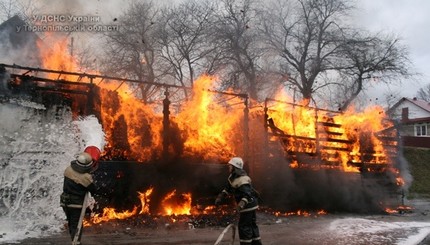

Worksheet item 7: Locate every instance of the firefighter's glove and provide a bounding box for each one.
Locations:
[236,200,246,212]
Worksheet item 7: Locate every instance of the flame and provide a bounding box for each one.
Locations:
[334,106,389,162]
[91,206,138,224]
[88,188,195,224]
[175,75,244,161]
[100,91,164,161]
[270,209,325,217]
[385,205,412,214]
[138,187,153,214]
[37,35,79,80]
[37,36,163,162]
[160,190,192,216]
[37,37,246,162]
[396,177,405,186]
[36,36,401,168]
[267,91,397,173]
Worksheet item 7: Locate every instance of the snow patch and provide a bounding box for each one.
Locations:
[329,217,430,245]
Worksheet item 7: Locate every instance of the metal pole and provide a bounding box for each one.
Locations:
[264,98,269,157]
[243,96,250,173]
[87,77,94,115]
[162,90,171,160]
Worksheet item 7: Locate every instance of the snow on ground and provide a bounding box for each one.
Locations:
[329,218,430,245]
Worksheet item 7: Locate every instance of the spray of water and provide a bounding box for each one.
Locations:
[0,102,105,243]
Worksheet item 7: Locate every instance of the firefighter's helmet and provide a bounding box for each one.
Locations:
[228,157,244,169]
[84,146,101,172]
[77,152,93,165]
[72,152,94,173]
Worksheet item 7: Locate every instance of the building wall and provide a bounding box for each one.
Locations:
[403,136,430,148]
[399,123,430,137]
[400,124,415,137]
[391,100,430,120]
[391,100,430,148]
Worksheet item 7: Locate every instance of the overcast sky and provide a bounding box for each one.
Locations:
[357,0,430,100]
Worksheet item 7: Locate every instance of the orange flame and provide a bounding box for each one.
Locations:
[175,75,244,161]
[37,35,79,79]
[267,91,397,173]
[88,188,197,224]
[160,190,192,216]
[91,206,138,224]
[138,187,153,214]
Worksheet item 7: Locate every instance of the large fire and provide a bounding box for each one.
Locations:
[36,37,244,162]
[36,36,398,170]
[29,36,407,222]
[265,91,397,173]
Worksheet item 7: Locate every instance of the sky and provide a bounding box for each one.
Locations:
[356,0,430,101]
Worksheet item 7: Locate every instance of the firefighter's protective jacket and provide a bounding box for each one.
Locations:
[60,160,96,208]
[220,168,258,212]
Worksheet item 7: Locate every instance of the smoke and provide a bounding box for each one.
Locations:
[256,158,402,213]
[0,15,41,66]
[395,137,413,192]
[254,153,404,213]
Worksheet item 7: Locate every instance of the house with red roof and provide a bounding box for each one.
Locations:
[387,97,430,148]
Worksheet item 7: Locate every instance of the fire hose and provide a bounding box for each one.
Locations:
[214,223,236,245]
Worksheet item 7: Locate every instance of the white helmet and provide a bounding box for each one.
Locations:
[228,157,244,169]
[76,152,93,166]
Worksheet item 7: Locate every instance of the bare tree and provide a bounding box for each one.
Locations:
[416,84,430,102]
[261,0,412,108]
[0,0,37,22]
[261,0,352,104]
[156,0,216,98]
[337,34,412,110]
[96,0,413,107]
[101,1,161,103]
[211,0,265,101]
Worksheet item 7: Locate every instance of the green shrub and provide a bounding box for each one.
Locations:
[403,147,430,198]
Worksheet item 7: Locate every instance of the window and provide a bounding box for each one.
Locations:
[415,124,427,136]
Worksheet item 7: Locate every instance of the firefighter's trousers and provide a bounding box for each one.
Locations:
[238,210,262,245]
[62,206,83,243]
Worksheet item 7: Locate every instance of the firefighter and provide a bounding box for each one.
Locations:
[215,157,263,245]
[60,152,96,245]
